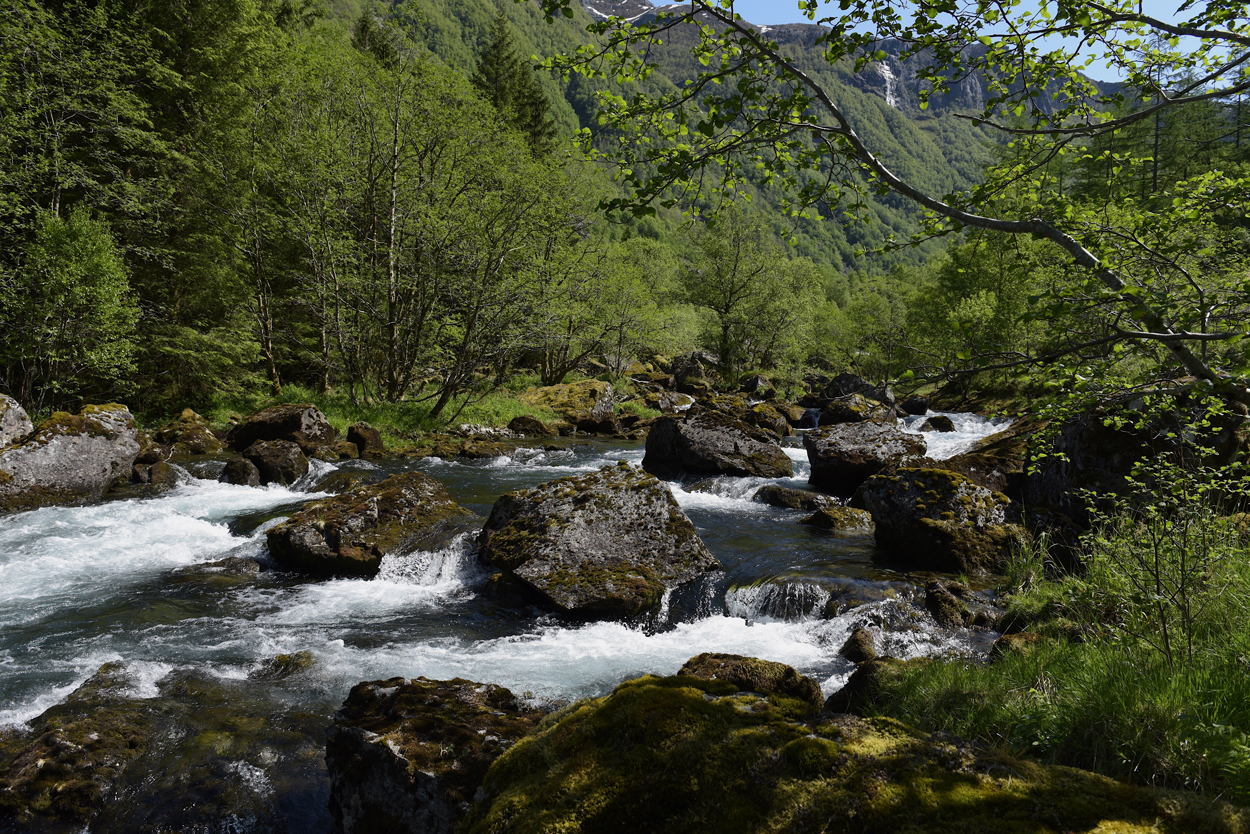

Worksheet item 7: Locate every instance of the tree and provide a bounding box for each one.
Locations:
[537,0,1250,405]
[472,6,558,155]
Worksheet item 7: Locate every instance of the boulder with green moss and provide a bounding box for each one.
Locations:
[754,484,835,512]
[478,463,719,619]
[804,422,926,496]
[643,409,793,480]
[460,668,1247,834]
[227,403,336,453]
[0,394,33,447]
[266,471,478,577]
[243,439,308,486]
[800,505,875,532]
[853,467,1024,574]
[152,408,224,454]
[0,403,140,513]
[326,676,544,834]
[677,652,823,712]
[518,380,613,422]
[819,392,896,425]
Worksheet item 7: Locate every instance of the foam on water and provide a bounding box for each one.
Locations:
[900,411,1012,460]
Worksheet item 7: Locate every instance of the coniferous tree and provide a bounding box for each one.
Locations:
[471,6,557,155]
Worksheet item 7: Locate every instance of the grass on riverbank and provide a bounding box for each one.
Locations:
[867,514,1250,804]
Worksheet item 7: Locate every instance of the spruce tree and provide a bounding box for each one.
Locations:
[471,7,557,155]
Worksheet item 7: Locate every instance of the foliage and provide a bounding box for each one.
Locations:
[472,5,559,155]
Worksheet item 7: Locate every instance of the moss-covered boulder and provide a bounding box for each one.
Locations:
[643,410,793,480]
[219,456,261,487]
[506,414,556,438]
[838,626,878,663]
[0,394,33,447]
[746,402,793,437]
[853,468,1024,574]
[0,404,140,514]
[347,421,385,455]
[800,505,875,532]
[478,463,719,619]
[677,653,823,713]
[326,676,544,834]
[227,403,336,453]
[267,471,477,577]
[152,408,224,454]
[754,484,835,512]
[804,422,926,496]
[243,439,308,486]
[462,673,1247,834]
[937,417,1037,498]
[925,580,970,628]
[825,656,907,715]
[819,392,896,425]
[519,380,613,422]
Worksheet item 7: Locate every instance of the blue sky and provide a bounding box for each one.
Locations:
[672,0,1190,81]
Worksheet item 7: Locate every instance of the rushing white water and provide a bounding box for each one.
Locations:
[900,410,1012,460]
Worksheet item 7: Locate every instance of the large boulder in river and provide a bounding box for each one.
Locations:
[0,404,140,513]
[346,421,385,455]
[804,422,925,496]
[243,439,308,486]
[327,677,544,834]
[478,463,720,619]
[152,408,224,454]
[0,394,33,447]
[643,410,793,480]
[267,471,477,577]
[677,653,823,713]
[852,467,1023,574]
[227,403,336,453]
[818,393,895,426]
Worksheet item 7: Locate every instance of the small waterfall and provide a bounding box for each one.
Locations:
[376,533,484,588]
[725,581,832,622]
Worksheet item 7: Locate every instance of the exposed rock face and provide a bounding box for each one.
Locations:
[677,653,823,712]
[753,484,834,512]
[267,472,476,577]
[819,393,895,425]
[804,422,925,496]
[643,410,793,480]
[519,381,613,422]
[478,463,719,619]
[152,408,224,454]
[227,403,336,453]
[920,415,956,432]
[243,439,308,486]
[936,418,1035,497]
[327,676,543,834]
[800,505,875,532]
[346,422,385,455]
[0,404,140,513]
[0,394,33,447]
[853,468,1022,574]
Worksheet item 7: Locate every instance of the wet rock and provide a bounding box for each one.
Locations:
[772,401,808,426]
[267,471,477,577]
[745,402,792,437]
[0,395,33,447]
[824,657,906,714]
[519,381,614,423]
[753,484,834,512]
[936,418,1035,497]
[133,433,169,465]
[804,422,925,496]
[248,651,315,681]
[327,677,543,834]
[0,404,140,514]
[478,463,719,619]
[989,632,1047,662]
[243,439,308,486]
[899,394,929,415]
[838,626,878,663]
[854,468,1024,574]
[227,403,336,453]
[643,410,793,480]
[800,505,875,532]
[920,415,956,432]
[507,415,556,438]
[925,581,970,628]
[152,408,224,454]
[821,577,920,617]
[312,469,373,494]
[145,460,181,489]
[818,393,895,425]
[677,653,824,713]
[170,556,261,583]
[332,440,360,460]
[347,421,385,455]
[219,457,261,487]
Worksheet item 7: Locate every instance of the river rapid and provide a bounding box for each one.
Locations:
[0,410,1008,832]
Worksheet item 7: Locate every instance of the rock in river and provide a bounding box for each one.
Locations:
[151,408,224,454]
[228,403,336,453]
[804,421,925,496]
[0,404,140,513]
[243,439,308,486]
[267,471,477,577]
[0,394,33,447]
[853,467,1023,574]
[326,677,543,834]
[642,409,793,480]
[478,463,720,619]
